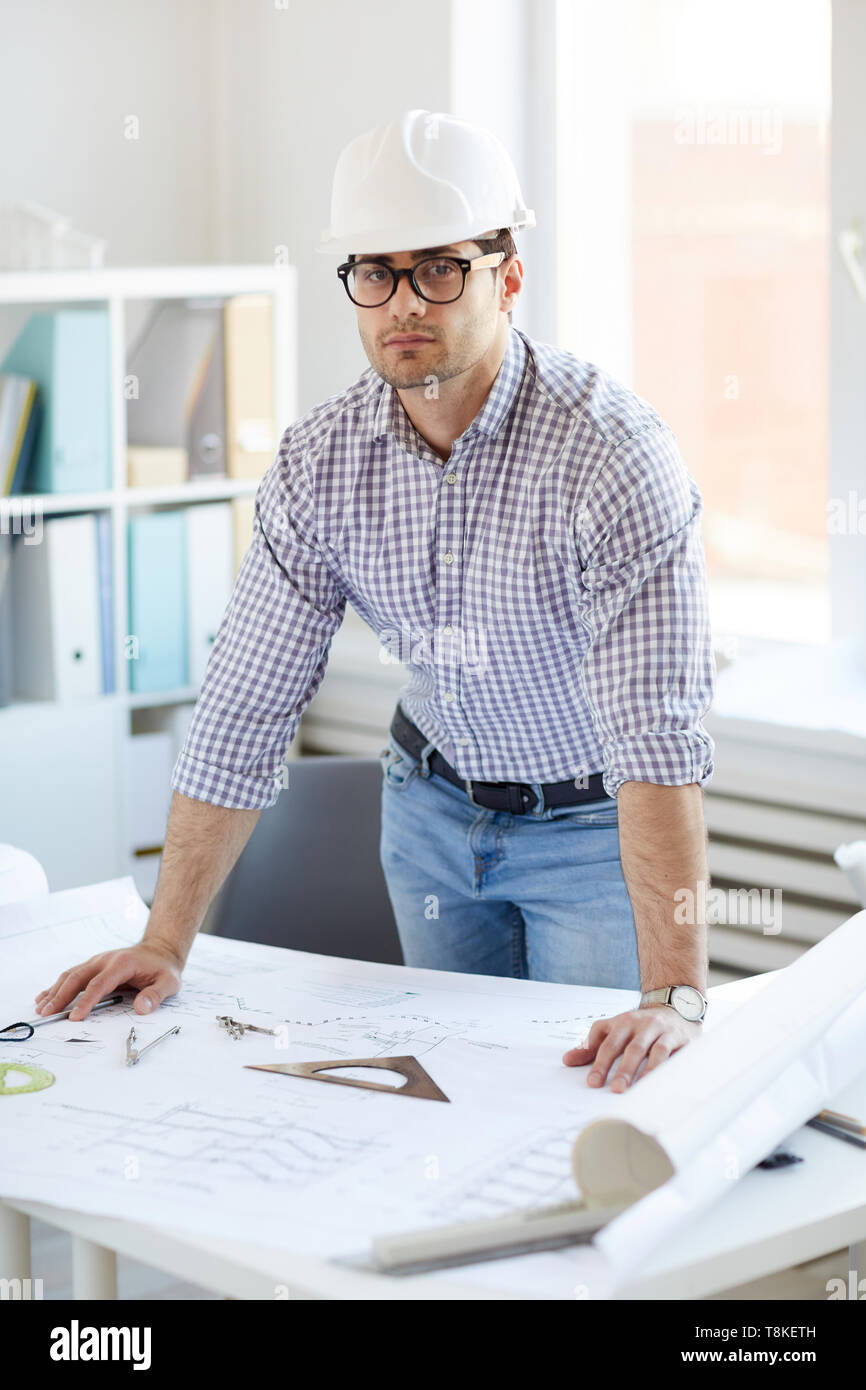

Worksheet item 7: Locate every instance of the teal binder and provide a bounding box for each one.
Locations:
[0,310,111,493]
[127,512,188,692]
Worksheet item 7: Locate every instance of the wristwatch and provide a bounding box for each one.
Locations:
[639,985,708,1022]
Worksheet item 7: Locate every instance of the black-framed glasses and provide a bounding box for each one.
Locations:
[337,251,506,307]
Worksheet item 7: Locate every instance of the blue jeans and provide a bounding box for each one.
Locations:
[378,732,642,990]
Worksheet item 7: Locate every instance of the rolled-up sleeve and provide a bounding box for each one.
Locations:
[170,427,347,809]
[576,425,715,799]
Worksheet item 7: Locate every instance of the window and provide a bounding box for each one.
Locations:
[556,0,832,648]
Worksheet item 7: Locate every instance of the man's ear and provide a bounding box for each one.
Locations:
[500,255,523,314]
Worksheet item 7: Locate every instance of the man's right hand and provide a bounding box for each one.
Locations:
[32,791,262,1025]
[33,941,185,1022]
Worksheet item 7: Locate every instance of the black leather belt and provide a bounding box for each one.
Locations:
[389,704,609,815]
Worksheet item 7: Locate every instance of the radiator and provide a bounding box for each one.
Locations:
[701,715,866,985]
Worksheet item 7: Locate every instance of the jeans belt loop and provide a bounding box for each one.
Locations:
[419,739,436,779]
[464,778,479,807]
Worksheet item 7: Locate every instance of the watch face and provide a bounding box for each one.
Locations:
[672,986,705,1021]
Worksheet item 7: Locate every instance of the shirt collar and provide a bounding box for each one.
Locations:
[370,324,527,449]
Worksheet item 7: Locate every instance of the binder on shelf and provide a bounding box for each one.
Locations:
[126,301,225,480]
[94,513,115,694]
[231,495,256,577]
[123,731,173,854]
[127,511,188,693]
[189,313,226,479]
[0,310,111,493]
[165,700,196,761]
[186,502,233,686]
[11,515,102,700]
[0,534,12,707]
[224,294,276,479]
[127,446,188,489]
[0,374,43,496]
[123,729,174,904]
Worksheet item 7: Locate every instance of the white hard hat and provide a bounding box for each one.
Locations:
[316,108,535,259]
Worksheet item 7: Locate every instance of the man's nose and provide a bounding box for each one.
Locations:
[389,274,426,316]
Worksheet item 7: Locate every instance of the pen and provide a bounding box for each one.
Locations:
[817,1109,866,1136]
[806,1118,866,1150]
[0,993,126,1042]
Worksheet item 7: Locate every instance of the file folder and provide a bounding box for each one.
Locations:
[127,512,187,692]
[186,503,233,686]
[1,311,111,493]
[95,512,115,694]
[224,295,276,478]
[11,515,102,699]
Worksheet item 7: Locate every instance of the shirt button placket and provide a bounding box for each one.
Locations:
[437,443,472,768]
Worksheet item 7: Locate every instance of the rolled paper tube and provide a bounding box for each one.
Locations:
[834,841,866,908]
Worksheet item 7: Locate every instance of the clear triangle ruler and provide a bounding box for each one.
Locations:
[245,1054,450,1102]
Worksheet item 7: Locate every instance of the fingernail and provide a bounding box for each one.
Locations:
[140,997,152,1012]
[589,1071,601,1084]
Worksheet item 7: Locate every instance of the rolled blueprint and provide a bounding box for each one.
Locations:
[834,841,866,908]
[571,907,866,1293]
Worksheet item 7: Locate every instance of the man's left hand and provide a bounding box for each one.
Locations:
[562,1005,702,1092]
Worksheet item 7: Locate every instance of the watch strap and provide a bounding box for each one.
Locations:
[640,987,673,1007]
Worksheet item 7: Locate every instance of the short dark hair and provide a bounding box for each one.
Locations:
[347,228,517,324]
[473,228,517,325]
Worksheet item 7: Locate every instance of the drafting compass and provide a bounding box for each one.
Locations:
[216,1014,281,1041]
[245,1055,450,1102]
[125,1024,181,1066]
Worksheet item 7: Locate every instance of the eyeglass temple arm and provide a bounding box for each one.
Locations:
[468,251,506,269]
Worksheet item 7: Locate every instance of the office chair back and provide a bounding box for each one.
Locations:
[208,755,403,965]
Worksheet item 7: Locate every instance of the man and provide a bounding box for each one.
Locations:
[35,109,715,1093]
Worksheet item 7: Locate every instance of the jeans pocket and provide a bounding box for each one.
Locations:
[378,735,420,793]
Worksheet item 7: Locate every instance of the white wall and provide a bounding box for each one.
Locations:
[211,0,455,413]
[0,0,551,416]
[0,0,219,266]
[830,0,866,646]
[449,0,553,344]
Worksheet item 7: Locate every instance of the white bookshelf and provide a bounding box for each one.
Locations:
[0,264,298,894]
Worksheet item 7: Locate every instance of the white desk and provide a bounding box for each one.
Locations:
[3,975,864,1301]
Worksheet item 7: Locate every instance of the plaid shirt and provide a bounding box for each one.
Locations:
[171,325,715,810]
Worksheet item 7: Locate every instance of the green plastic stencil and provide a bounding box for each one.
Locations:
[0,1063,56,1095]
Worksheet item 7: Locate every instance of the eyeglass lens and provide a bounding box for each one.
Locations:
[348,257,464,306]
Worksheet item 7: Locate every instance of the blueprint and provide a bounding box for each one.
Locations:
[0,877,673,1296]
[9,875,844,1300]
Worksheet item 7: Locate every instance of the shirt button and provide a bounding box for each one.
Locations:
[443,691,455,702]
[445,472,457,485]
[457,736,469,746]
[442,625,454,636]
[443,551,455,564]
